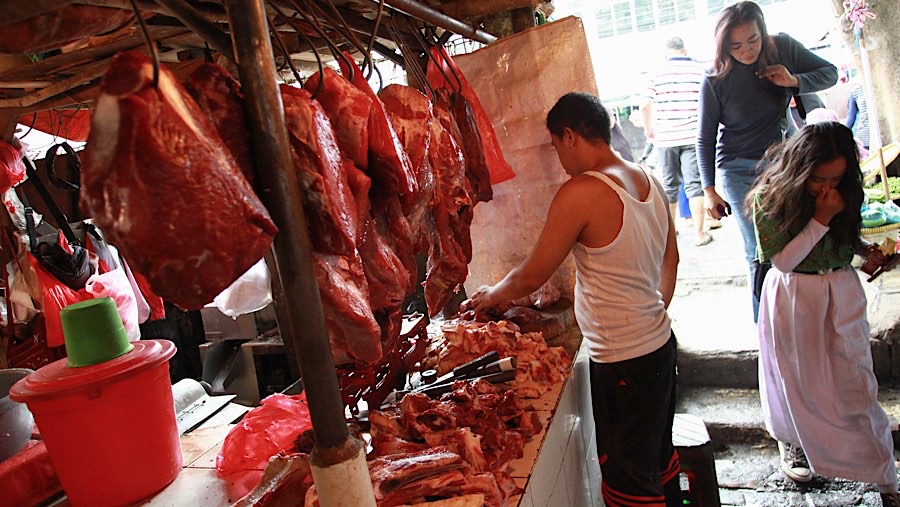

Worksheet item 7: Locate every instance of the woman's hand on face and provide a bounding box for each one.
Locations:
[813,188,845,225]
[758,65,800,88]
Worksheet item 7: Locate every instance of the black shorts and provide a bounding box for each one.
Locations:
[590,333,679,506]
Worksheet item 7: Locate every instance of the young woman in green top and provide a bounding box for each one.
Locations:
[747,122,900,505]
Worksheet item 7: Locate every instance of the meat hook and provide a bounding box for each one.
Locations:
[129,0,159,88]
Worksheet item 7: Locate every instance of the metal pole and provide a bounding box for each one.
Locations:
[222,3,375,504]
[380,0,498,44]
[221,0,347,452]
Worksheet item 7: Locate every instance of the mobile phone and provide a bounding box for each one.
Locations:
[716,203,732,217]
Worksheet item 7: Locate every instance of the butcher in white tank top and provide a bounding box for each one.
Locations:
[574,170,673,363]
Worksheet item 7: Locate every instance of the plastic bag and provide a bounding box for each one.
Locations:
[213,258,272,318]
[216,393,312,477]
[84,260,141,341]
[28,253,89,347]
[0,139,26,193]
[425,46,516,185]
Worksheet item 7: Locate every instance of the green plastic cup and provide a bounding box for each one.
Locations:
[62,298,134,368]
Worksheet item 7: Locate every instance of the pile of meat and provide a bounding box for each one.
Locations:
[83,51,507,364]
[430,320,570,399]
[302,379,538,506]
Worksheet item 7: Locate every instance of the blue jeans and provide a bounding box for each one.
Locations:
[718,158,765,320]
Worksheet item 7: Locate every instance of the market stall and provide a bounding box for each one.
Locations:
[0,2,595,505]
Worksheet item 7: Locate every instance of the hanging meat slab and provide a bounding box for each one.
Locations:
[314,251,383,364]
[451,94,494,205]
[280,84,358,255]
[184,63,255,184]
[378,84,436,251]
[0,5,134,54]
[338,55,418,198]
[81,51,277,310]
[424,99,471,317]
[302,68,371,170]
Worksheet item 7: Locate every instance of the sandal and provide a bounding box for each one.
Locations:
[695,234,713,247]
[707,219,722,230]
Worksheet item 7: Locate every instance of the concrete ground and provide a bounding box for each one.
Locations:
[668,214,900,506]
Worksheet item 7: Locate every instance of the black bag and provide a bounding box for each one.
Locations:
[20,155,94,291]
[752,259,772,301]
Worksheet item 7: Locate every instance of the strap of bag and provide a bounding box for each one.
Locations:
[45,143,81,192]
[21,155,79,246]
[793,92,807,121]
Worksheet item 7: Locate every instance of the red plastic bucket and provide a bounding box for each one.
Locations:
[10,340,181,506]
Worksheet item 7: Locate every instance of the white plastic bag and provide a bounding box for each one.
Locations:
[214,258,272,318]
[85,263,141,341]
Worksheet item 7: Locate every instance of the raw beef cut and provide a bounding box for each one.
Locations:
[302,68,371,169]
[338,56,418,198]
[0,5,134,54]
[81,51,277,310]
[424,98,470,317]
[426,46,516,185]
[314,251,382,364]
[378,84,435,250]
[184,63,255,184]
[451,94,493,204]
[280,84,358,255]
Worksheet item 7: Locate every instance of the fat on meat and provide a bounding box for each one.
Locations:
[302,68,371,169]
[339,56,418,198]
[280,84,358,255]
[81,50,277,310]
[0,5,133,54]
[184,63,255,184]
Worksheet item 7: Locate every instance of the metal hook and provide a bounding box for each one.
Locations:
[129,0,159,88]
[364,0,387,81]
[264,0,303,85]
[386,15,432,100]
[290,0,356,83]
[424,25,463,96]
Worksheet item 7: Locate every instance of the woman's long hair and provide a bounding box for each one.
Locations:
[711,1,779,79]
[746,122,864,251]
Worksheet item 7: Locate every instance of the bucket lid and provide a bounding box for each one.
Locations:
[62,297,133,367]
[9,340,176,403]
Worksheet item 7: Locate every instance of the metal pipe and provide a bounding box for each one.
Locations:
[155,0,235,63]
[380,0,497,45]
[222,0,349,451]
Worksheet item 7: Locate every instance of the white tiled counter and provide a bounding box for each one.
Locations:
[508,340,601,506]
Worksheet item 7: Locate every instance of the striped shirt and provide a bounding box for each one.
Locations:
[643,56,704,148]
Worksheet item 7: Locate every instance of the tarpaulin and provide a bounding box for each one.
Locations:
[455,16,599,300]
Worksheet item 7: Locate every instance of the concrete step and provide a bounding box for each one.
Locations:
[676,385,900,448]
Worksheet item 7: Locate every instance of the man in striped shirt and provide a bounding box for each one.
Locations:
[642,36,714,246]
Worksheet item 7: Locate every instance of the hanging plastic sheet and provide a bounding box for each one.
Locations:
[453,17,599,299]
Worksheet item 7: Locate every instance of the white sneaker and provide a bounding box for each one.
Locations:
[778,441,812,483]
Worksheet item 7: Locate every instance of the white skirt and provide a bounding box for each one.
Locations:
[758,266,896,485]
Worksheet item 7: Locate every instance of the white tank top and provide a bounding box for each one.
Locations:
[573,169,672,363]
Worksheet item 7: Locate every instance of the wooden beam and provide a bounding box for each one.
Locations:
[0,0,76,27]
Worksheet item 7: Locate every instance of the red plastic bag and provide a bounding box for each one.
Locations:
[0,139,27,193]
[27,253,88,347]
[426,46,516,185]
[216,393,312,477]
